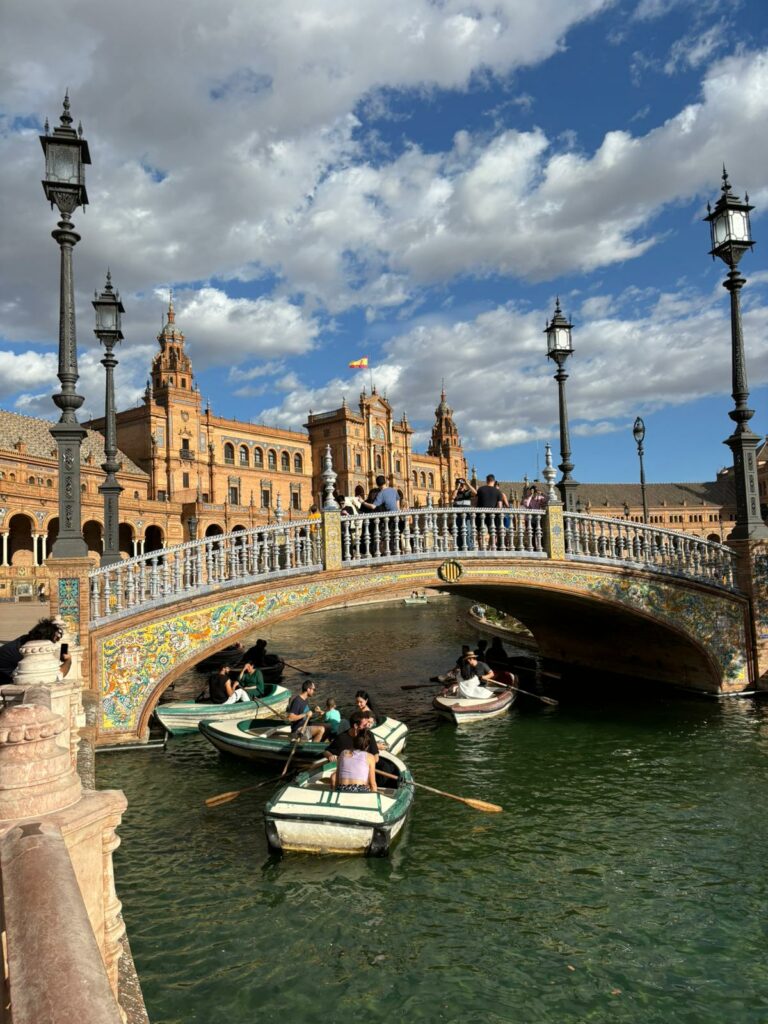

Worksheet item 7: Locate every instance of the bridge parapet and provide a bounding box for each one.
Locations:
[564,512,737,590]
[89,516,322,626]
[87,506,740,627]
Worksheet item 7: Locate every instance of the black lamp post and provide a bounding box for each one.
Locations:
[633,417,649,524]
[40,93,91,558]
[545,298,578,510]
[93,272,124,566]
[705,168,768,540]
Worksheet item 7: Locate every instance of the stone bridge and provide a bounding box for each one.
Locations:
[43,504,764,745]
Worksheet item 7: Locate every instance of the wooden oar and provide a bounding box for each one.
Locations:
[282,661,312,676]
[281,712,311,776]
[205,757,326,808]
[509,685,559,706]
[376,769,502,814]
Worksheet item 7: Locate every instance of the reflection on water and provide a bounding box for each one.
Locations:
[99,597,768,1024]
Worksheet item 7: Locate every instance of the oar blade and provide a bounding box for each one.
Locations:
[204,791,240,808]
[464,797,503,813]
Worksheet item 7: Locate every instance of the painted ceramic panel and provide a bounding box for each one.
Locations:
[58,577,80,644]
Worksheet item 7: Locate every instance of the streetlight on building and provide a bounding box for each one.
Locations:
[545,298,578,510]
[186,514,198,542]
[705,168,768,540]
[632,417,649,524]
[39,93,91,558]
[93,271,124,566]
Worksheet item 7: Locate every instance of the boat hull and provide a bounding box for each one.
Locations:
[265,753,413,856]
[155,684,290,736]
[198,716,408,765]
[432,688,516,723]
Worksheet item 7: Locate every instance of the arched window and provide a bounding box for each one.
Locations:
[420,472,426,487]
[28,476,35,485]
[428,473,434,488]
[294,453,303,473]
[81,483,87,493]
[239,445,249,467]
[47,479,53,488]
[224,443,235,465]
[281,451,290,471]
[395,459,402,475]
[254,447,263,468]
[413,471,418,485]
[268,449,277,470]
[375,454,382,470]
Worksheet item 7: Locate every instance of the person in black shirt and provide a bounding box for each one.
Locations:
[475,474,508,548]
[208,665,250,705]
[326,710,380,760]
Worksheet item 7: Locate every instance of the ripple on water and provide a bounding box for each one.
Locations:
[99,599,768,1024]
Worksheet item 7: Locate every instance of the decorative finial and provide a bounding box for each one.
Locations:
[77,121,83,139]
[275,493,284,523]
[44,117,49,135]
[105,268,113,291]
[542,443,559,503]
[321,445,338,510]
[60,90,72,127]
[168,289,175,323]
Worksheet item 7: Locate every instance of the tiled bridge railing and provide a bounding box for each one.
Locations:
[88,506,738,626]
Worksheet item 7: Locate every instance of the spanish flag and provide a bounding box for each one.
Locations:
[348,356,369,368]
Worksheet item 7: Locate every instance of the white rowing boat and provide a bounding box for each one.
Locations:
[432,681,516,723]
[264,752,414,856]
[155,683,290,736]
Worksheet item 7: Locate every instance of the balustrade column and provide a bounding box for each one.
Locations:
[31,534,40,567]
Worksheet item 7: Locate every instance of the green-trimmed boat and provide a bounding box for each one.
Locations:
[155,682,290,736]
[197,715,408,765]
[264,752,414,856]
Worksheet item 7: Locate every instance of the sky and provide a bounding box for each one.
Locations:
[1,0,768,485]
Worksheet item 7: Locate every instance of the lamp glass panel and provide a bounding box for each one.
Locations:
[714,212,729,245]
[728,209,750,242]
[47,142,79,184]
[555,326,571,351]
[97,305,117,330]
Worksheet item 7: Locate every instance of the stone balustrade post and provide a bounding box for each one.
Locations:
[727,537,768,689]
[12,638,85,769]
[543,503,566,560]
[0,704,128,1007]
[322,508,342,572]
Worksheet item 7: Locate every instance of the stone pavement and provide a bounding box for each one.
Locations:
[0,602,51,642]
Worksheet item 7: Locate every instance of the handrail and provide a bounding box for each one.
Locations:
[88,507,740,624]
[89,518,322,624]
[563,511,737,589]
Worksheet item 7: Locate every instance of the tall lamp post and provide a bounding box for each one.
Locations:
[545,298,578,510]
[705,169,768,540]
[93,272,124,566]
[40,93,91,558]
[633,417,649,524]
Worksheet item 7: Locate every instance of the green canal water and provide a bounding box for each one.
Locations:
[98,597,768,1024]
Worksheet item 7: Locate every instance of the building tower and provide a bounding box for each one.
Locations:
[427,386,467,502]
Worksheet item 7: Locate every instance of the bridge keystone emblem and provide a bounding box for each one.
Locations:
[438,559,463,583]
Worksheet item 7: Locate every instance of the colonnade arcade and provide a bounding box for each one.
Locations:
[0,512,166,567]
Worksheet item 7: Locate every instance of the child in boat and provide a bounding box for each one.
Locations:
[330,731,378,793]
[323,698,341,738]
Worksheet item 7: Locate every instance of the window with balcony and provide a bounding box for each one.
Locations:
[261,489,271,508]
[281,451,290,471]
[291,491,301,510]
[254,448,264,468]
[294,453,303,473]
[268,450,277,471]
[224,443,235,465]
[229,486,240,505]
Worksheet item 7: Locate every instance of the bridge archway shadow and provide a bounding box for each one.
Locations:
[455,583,722,694]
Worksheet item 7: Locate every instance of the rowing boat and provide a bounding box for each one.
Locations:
[155,682,290,736]
[432,683,516,723]
[264,752,414,856]
[198,715,408,765]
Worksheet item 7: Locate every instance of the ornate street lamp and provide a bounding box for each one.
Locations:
[705,168,768,540]
[93,271,124,566]
[545,298,578,510]
[187,514,198,542]
[632,417,649,524]
[40,92,91,558]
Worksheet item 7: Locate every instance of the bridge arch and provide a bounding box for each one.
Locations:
[90,555,750,744]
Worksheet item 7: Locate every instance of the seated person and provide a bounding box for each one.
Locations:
[209,665,251,705]
[286,680,325,742]
[323,697,341,739]
[326,710,379,762]
[442,653,498,699]
[351,689,379,725]
[238,662,266,697]
[330,731,377,793]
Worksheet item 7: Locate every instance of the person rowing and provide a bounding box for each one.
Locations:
[441,652,508,700]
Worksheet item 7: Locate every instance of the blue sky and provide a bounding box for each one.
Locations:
[1,0,767,485]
